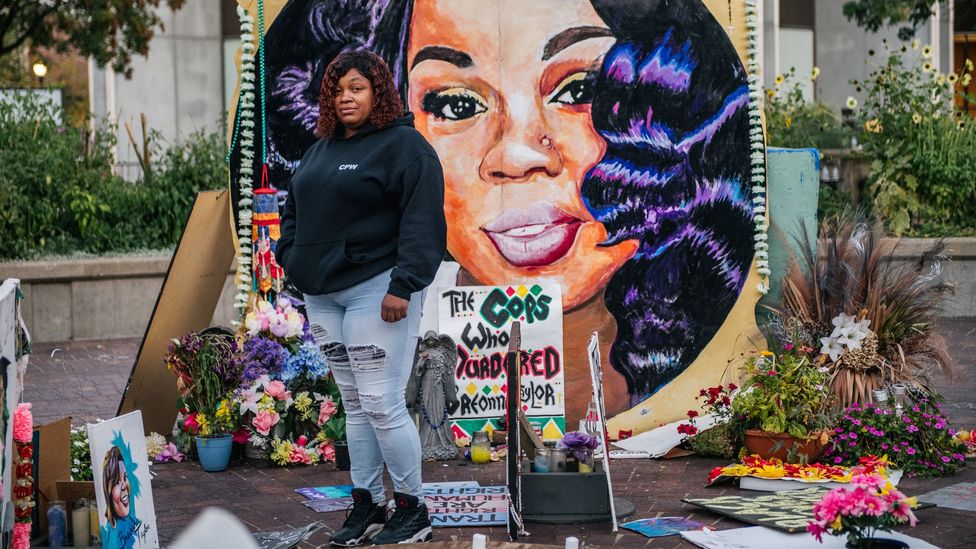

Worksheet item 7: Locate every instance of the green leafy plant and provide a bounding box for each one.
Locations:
[853,44,976,235]
[733,349,832,439]
[843,0,939,40]
[764,67,855,150]
[70,425,93,481]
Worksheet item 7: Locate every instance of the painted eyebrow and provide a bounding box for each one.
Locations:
[410,46,474,70]
[542,25,613,60]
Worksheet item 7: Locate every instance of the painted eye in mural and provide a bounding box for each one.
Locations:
[547,72,594,105]
[421,88,488,121]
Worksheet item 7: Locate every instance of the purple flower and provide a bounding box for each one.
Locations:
[901,441,910,446]
[849,441,857,447]
[907,425,920,433]
[236,336,288,383]
[952,453,965,461]
[923,413,931,419]
[941,456,951,463]
[912,405,921,413]
[834,456,843,464]
[835,427,844,433]
[852,419,862,426]
[561,431,599,461]
[881,443,889,450]
[906,447,916,455]
[849,432,858,439]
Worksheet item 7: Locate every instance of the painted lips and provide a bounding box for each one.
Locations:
[481,202,582,267]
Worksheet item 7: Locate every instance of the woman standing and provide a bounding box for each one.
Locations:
[275,50,445,546]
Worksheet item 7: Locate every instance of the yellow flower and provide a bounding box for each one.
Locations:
[753,464,787,479]
[922,45,932,59]
[830,516,843,531]
[766,89,776,99]
[866,119,883,133]
[923,62,933,73]
[948,73,959,84]
[198,413,212,436]
[810,67,821,81]
[216,401,232,422]
[258,393,275,411]
[760,350,775,357]
[846,96,858,109]
[912,113,922,124]
[785,116,792,128]
[936,74,946,85]
[775,74,785,85]
[963,74,972,87]
[911,39,920,50]
[270,439,292,465]
[904,496,918,508]
[721,464,753,477]
[294,391,313,413]
[967,59,975,71]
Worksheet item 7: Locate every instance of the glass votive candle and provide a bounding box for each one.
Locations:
[550,448,568,472]
[471,431,491,464]
[872,388,890,409]
[533,448,552,473]
[576,448,595,473]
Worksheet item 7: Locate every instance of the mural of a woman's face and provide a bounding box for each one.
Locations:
[406,0,638,310]
[111,460,131,519]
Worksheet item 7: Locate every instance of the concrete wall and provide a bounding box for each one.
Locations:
[90,0,224,178]
[0,256,237,343]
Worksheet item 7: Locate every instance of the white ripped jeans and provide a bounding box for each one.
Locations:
[304,269,423,500]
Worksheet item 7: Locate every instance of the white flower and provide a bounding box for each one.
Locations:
[145,432,167,459]
[846,96,858,109]
[820,336,845,362]
[832,312,856,329]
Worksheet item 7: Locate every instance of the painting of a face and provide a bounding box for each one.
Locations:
[407,0,637,311]
[111,459,131,518]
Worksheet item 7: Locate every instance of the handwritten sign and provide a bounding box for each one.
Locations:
[438,285,565,439]
[683,487,830,532]
[424,486,508,527]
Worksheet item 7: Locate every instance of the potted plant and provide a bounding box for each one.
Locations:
[165,330,243,472]
[678,383,741,459]
[826,399,966,477]
[733,348,832,462]
[807,473,918,548]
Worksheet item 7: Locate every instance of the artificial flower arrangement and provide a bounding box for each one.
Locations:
[807,473,918,547]
[678,383,740,459]
[825,400,965,477]
[707,454,891,486]
[768,212,953,411]
[235,297,345,466]
[12,403,34,549]
[953,428,976,458]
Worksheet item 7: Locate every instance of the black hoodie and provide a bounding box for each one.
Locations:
[275,113,446,299]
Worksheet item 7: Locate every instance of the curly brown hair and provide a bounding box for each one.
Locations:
[315,50,403,138]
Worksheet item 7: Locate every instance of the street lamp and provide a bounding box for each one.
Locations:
[32,62,48,85]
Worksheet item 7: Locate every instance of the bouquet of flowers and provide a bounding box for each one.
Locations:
[807,474,918,547]
[244,297,305,349]
[237,336,345,466]
[826,399,965,477]
[146,432,185,463]
[166,330,244,438]
[70,425,93,480]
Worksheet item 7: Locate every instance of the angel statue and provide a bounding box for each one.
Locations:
[407,331,460,461]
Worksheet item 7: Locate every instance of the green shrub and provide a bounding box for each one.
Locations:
[0,93,227,260]
[765,67,855,150]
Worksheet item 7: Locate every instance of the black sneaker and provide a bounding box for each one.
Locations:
[330,489,386,547]
[371,492,432,545]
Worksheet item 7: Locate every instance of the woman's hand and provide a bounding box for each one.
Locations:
[381,294,409,322]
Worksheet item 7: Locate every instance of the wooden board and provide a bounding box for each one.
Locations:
[682,487,831,533]
[117,190,235,435]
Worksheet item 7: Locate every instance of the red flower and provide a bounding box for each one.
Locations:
[728,383,738,391]
[687,410,700,418]
[699,388,708,397]
[767,370,777,376]
[708,387,721,397]
[232,428,250,445]
[722,396,731,406]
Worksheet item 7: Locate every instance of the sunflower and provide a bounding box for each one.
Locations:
[775,74,785,85]
[912,113,922,124]
[923,62,934,73]
[922,45,933,59]
[911,39,920,50]
[936,74,946,85]
[766,89,776,99]
[963,74,973,87]
[948,73,959,84]
[810,66,821,80]
[845,96,858,109]
[967,59,975,71]
[865,119,882,133]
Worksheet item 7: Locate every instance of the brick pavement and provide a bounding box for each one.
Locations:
[22,320,976,548]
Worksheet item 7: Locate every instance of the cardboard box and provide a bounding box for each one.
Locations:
[55,480,96,534]
[34,417,72,535]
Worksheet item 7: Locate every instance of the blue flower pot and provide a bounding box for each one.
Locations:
[195,435,233,472]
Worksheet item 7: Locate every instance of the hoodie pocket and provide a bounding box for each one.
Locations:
[286,239,358,292]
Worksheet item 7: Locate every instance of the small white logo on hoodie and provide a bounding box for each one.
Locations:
[339,164,359,171]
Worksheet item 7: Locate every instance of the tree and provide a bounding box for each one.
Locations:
[0,0,187,78]
[842,0,943,41]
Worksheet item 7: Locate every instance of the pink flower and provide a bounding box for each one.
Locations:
[184,413,200,434]
[318,441,336,462]
[297,435,309,446]
[318,397,339,425]
[156,442,185,463]
[12,521,30,549]
[265,380,289,400]
[232,428,250,445]
[252,410,280,436]
[12,403,32,443]
[289,445,313,464]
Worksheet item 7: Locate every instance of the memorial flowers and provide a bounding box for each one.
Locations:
[707,454,891,486]
[807,474,918,546]
[678,383,740,459]
[825,400,965,477]
[70,425,93,480]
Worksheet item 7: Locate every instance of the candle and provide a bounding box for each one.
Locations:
[72,499,91,547]
[472,533,487,549]
[90,503,101,544]
[47,500,68,547]
[565,536,580,549]
[533,448,551,472]
[550,448,567,472]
